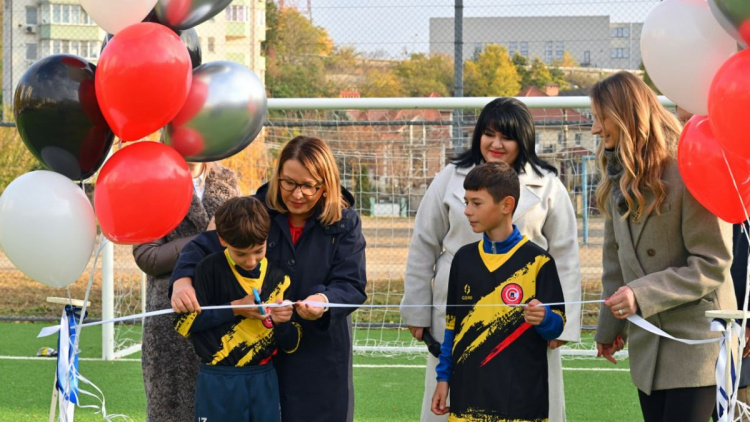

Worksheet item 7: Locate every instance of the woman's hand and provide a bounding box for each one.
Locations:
[605,286,639,319]
[408,326,426,341]
[295,294,327,320]
[171,277,200,313]
[596,335,625,364]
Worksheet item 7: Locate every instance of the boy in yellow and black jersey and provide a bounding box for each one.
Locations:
[174,196,300,422]
[431,162,565,422]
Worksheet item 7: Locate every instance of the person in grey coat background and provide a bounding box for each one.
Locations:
[133,162,239,422]
[400,97,581,422]
[592,71,736,422]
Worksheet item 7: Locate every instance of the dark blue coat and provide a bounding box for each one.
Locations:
[170,183,367,422]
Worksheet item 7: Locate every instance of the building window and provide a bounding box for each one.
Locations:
[611,27,630,38]
[557,132,565,144]
[509,42,518,55]
[208,37,215,53]
[520,42,528,57]
[583,50,590,64]
[610,48,629,58]
[575,133,583,145]
[555,42,564,61]
[26,43,38,61]
[226,5,248,21]
[258,11,265,28]
[49,4,92,25]
[472,43,483,59]
[545,41,553,63]
[26,7,38,25]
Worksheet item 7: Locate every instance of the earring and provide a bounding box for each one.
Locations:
[323,192,327,197]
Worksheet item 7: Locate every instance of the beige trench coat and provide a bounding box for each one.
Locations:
[595,160,736,394]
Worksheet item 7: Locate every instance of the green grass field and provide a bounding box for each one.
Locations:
[0,322,642,421]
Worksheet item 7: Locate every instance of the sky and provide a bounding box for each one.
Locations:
[297,0,662,57]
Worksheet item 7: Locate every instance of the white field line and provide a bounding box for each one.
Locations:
[0,355,629,371]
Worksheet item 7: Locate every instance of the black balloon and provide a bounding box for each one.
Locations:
[101,26,201,69]
[13,55,114,181]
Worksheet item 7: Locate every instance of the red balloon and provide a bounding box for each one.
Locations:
[170,126,205,157]
[94,142,193,244]
[678,115,750,223]
[708,49,750,159]
[95,22,192,141]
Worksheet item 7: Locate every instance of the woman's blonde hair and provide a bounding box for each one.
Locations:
[266,136,348,225]
[591,71,682,220]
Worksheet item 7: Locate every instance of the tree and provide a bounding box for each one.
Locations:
[551,51,578,68]
[464,44,520,97]
[264,5,335,97]
[361,67,403,97]
[0,128,42,194]
[394,53,454,97]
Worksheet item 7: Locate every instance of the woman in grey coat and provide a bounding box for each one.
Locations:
[133,162,239,422]
[592,71,736,422]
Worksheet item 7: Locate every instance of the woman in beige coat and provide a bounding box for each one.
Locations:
[400,97,581,422]
[592,72,736,422]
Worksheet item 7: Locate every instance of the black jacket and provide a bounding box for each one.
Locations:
[171,183,367,422]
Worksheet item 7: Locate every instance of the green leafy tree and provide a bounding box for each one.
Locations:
[527,57,553,90]
[0,129,42,194]
[394,53,454,97]
[264,5,335,97]
[464,44,520,97]
[361,67,403,97]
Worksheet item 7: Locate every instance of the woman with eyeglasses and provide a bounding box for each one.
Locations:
[169,136,367,422]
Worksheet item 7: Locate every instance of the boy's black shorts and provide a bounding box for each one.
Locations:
[194,362,280,422]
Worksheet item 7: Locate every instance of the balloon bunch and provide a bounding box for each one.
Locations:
[642,0,750,223]
[1,0,267,289]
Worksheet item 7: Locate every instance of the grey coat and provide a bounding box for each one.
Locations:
[132,164,239,422]
[595,160,736,394]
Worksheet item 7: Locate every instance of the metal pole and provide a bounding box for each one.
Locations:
[452,0,463,150]
[102,240,114,360]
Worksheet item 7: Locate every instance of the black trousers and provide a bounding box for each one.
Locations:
[195,363,280,422]
[638,386,715,422]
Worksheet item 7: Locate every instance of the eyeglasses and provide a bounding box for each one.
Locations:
[278,178,323,196]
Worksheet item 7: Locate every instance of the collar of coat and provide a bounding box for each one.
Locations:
[455,162,549,221]
[455,162,547,187]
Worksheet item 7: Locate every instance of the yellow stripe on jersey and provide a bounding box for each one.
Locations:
[175,312,198,337]
[453,253,550,365]
[211,317,274,365]
[477,236,529,273]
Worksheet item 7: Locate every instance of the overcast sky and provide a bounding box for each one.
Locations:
[303,0,662,57]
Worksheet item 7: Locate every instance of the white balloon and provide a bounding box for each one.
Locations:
[641,0,738,116]
[0,171,97,288]
[79,0,157,35]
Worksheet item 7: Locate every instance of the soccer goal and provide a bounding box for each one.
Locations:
[101,95,676,360]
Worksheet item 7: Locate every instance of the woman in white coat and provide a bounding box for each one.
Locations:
[400,97,581,422]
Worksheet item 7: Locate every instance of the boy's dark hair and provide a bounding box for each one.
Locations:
[214,196,271,248]
[464,162,520,212]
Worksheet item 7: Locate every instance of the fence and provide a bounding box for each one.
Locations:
[2,1,660,118]
[0,95,677,360]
